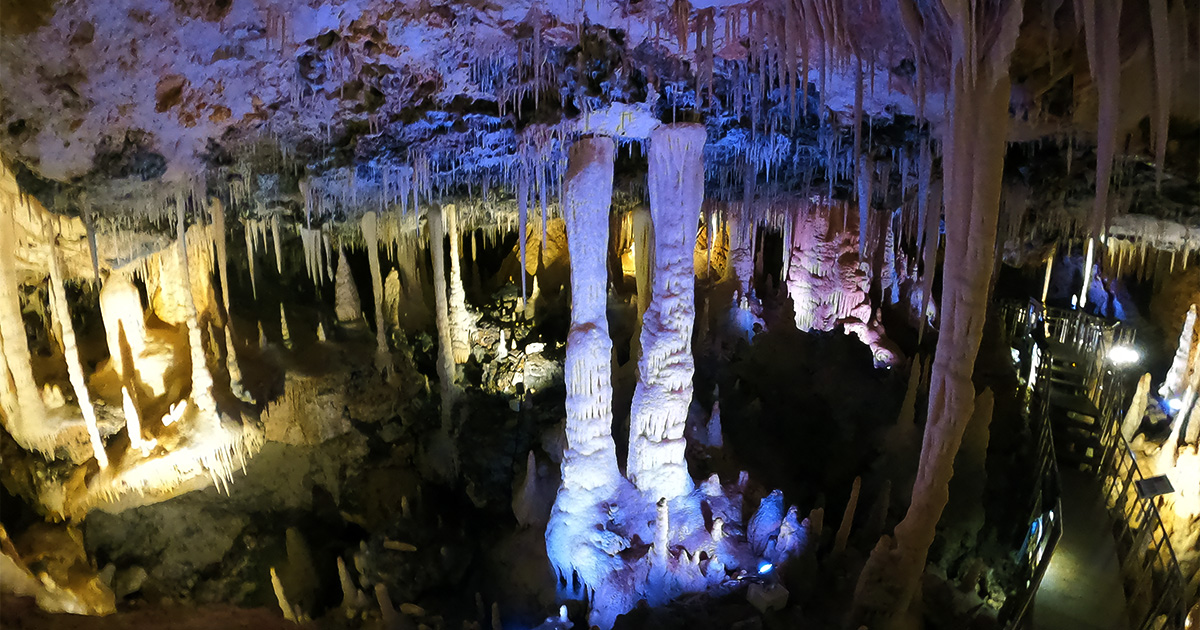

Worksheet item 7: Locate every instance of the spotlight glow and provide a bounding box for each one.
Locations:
[1166,398,1184,413]
[1106,345,1140,366]
[757,561,774,575]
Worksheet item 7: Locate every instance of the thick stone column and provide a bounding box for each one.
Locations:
[627,123,707,501]
[559,136,622,492]
[545,135,625,603]
[852,1,1023,625]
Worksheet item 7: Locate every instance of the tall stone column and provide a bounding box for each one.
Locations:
[428,206,458,430]
[546,135,626,602]
[627,123,707,501]
[852,1,1023,625]
[361,211,391,372]
[445,204,472,364]
[0,161,46,448]
[559,136,622,493]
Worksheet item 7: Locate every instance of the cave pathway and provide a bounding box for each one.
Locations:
[1032,467,1130,630]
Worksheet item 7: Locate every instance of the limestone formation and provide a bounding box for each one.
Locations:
[627,123,707,502]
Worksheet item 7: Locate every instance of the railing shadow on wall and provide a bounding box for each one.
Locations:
[998,300,1188,630]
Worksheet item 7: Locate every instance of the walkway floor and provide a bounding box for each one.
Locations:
[1032,468,1130,630]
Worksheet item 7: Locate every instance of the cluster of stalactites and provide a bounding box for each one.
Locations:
[0,164,270,517]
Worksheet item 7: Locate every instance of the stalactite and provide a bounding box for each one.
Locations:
[917,149,941,342]
[627,124,706,502]
[210,198,247,401]
[244,218,258,300]
[44,220,107,469]
[322,232,334,282]
[361,211,391,373]
[1079,0,1123,236]
[445,204,472,364]
[632,205,653,323]
[428,206,459,431]
[0,169,47,449]
[175,191,219,430]
[271,214,284,276]
[1148,0,1173,193]
[517,170,530,307]
[853,0,1024,624]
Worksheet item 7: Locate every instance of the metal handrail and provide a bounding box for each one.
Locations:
[1000,300,1187,630]
[1095,408,1188,630]
[998,299,1063,629]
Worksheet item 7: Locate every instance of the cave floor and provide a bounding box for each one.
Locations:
[1032,468,1129,630]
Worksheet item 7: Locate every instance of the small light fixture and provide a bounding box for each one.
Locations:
[1106,345,1140,366]
[1166,398,1184,413]
[757,561,774,575]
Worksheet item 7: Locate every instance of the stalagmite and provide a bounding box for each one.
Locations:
[445,204,472,364]
[1160,368,1199,469]
[44,221,107,469]
[122,386,147,453]
[1161,305,1197,400]
[360,211,390,370]
[334,247,362,323]
[99,272,147,377]
[280,304,292,349]
[627,123,707,502]
[1123,373,1152,441]
[383,269,401,333]
[271,567,298,622]
[852,0,1024,624]
[1185,382,1200,446]
[833,476,861,554]
[707,394,723,448]
[1078,237,1095,309]
[653,498,669,566]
